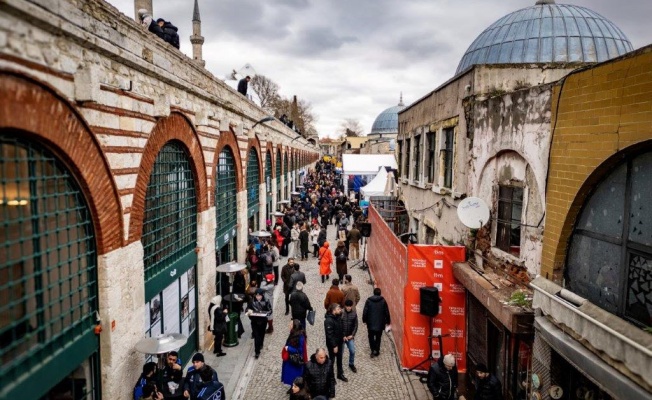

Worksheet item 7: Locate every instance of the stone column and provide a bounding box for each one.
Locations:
[236,190,248,263]
[196,208,216,349]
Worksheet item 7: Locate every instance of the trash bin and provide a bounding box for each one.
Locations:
[224,311,240,347]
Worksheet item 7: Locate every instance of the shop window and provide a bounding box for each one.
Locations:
[567,152,652,327]
[216,148,237,249]
[496,185,523,257]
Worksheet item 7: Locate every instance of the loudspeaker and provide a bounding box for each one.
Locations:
[359,222,372,238]
[420,286,441,317]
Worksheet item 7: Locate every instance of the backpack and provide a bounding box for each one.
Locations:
[263,252,273,266]
[337,251,347,262]
[133,377,146,400]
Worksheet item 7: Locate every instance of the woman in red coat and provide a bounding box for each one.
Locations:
[318,241,333,284]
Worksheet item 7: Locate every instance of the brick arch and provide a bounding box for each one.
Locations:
[245,137,263,184]
[129,112,208,243]
[549,140,652,279]
[213,129,244,206]
[0,69,123,254]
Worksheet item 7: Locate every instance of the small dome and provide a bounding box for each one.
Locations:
[456,1,633,75]
[370,96,406,135]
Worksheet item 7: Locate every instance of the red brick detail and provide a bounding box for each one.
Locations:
[246,137,263,183]
[0,54,74,81]
[128,112,208,243]
[0,70,123,254]
[99,84,154,104]
[265,141,275,178]
[93,126,149,138]
[170,106,196,116]
[211,130,244,207]
[79,102,157,122]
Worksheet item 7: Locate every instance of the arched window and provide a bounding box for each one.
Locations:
[0,135,99,399]
[142,141,198,362]
[566,151,652,327]
[247,148,260,217]
[216,147,237,249]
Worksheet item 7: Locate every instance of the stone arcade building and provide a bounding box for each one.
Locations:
[0,0,318,398]
[397,1,651,399]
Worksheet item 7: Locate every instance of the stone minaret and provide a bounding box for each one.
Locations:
[134,0,153,20]
[190,0,205,67]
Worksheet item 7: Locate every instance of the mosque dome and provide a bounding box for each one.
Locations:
[370,96,406,135]
[455,0,633,75]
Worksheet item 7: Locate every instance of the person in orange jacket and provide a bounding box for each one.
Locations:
[318,241,333,283]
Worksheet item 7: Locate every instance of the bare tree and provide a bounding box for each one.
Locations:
[338,118,364,137]
[250,75,280,112]
[271,96,317,135]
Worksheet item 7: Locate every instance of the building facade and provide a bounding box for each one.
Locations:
[0,1,318,399]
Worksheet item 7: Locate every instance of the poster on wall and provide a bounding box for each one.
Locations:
[403,245,467,372]
[150,293,162,328]
[163,282,180,334]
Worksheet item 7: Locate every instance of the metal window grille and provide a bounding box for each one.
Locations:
[442,128,454,188]
[496,185,523,256]
[405,139,411,180]
[427,132,436,183]
[216,148,237,248]
[247,148,259,214]
[0,136,98,392]
[142,142,197,282]
[397,140,403,179]
[276,150,281,201]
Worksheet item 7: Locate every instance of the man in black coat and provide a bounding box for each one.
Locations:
[427,354,459,400]
[324,303,347,382]
[341,299,359,373]
[362,287,391,357]
[474,363,503,400]
[303,348,336,399]
[281,258,296,315]
[289,281,312,330]
[237,76,250,96]
[208,295,227,356]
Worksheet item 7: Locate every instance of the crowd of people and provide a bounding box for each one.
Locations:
[133,159,503,399]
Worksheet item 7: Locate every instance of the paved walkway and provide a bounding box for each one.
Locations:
[211,224,430,400]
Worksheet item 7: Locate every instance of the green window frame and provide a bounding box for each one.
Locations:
[265,151,272,202]
[216,147,237,249]
[247,148,260,216]
[0,136,99,399]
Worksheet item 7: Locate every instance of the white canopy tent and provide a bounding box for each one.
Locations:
[360,167,389,200]
[341,154,397,195]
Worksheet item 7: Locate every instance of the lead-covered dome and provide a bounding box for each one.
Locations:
[456,0,633,75]
[371,97,406,134]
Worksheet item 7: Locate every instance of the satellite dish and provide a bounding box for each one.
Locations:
[457,197,490,229]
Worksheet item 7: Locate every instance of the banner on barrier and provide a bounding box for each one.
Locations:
[403,245,467,372]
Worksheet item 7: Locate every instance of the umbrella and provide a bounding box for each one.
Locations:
[291,191,301,196]
[250,230,271,237]
[296,185,304,189]
[273,211,285,217]
[135,333,188,355]
[216,261,247,273]
[277,200,290,204]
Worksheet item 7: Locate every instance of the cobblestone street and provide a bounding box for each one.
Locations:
[238,224,428,399]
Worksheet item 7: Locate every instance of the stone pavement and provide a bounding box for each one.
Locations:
[206,223,431,400]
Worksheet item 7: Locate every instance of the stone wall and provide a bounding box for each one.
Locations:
[0,0,318,398]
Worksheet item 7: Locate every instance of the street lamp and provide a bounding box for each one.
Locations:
[252,116,275,129]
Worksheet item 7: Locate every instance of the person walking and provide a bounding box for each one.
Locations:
[288,263,307,294]
[310,224,321,257]
[341,299,358,374]
[427,354,459,400]
[333,240,348,283]
[299,224,310,261]
[208,295,227,357]
[281,258,296,316]
[318,241,333,284]
[474,363,503,400]
[260,273,276,334]
[324,278,344,310]
[324,303,348,382]
[303,348,335,399]
[341,274,360,307]
[282,319,308,388]
[290,223,300,258]
[289,282,312,331]
[270,242,281,285]
[348,224,361,261]
[362,287,391,357]
[245,288,272,359]
[289,377,311,400]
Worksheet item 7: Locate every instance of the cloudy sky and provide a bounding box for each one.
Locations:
[109,0,650,137]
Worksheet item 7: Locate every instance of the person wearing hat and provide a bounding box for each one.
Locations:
[208,295,227,357]
[260,273,276,334]
[474,363,503,400]
[245,288,272,358]
[427,353,459,400]
[183,353,218,400]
